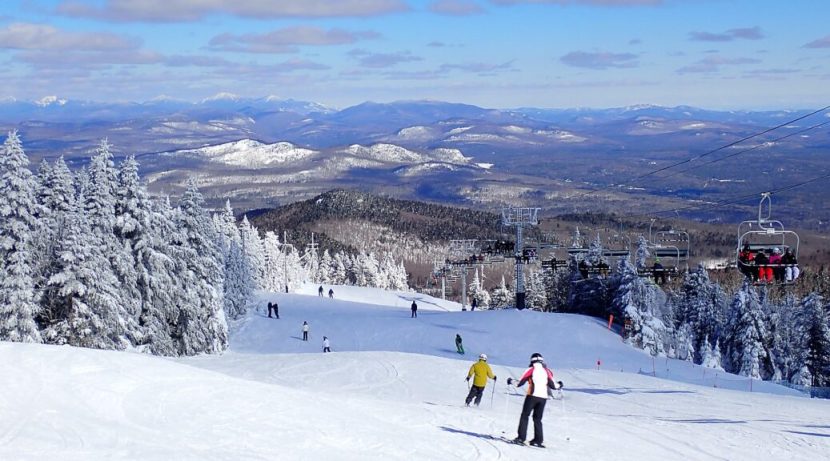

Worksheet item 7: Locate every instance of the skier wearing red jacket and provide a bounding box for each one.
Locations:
[508,353,560,448]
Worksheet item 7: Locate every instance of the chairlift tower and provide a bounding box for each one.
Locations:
[448,239,478,310]
[502,207,540,310]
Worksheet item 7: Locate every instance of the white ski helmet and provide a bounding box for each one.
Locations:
[479,353,487,361]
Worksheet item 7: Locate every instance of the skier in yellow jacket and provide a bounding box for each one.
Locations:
[465,354,497,406]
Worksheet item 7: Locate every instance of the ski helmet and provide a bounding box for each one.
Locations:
[530,353,544,364]
[479,353,487,361]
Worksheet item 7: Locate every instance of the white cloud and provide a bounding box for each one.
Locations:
[0,22,139,51]
[677,55,761,73]
[803,35,830,49]
[209,27,379,53]
[429,0,485,16]
[57,0,409,22]
[560,51,639,69]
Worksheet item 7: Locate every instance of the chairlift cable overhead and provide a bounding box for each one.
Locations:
[571,104,830,201]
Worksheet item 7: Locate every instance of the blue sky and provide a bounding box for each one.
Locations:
[0,0,828,109]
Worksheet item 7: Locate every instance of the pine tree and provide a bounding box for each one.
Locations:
[0,131,42,343]
[239,215,265,289]
[613,258,667,356]
[468,268,491,309]
[44,185,125,348]
[677,264,727,362]
[175,179,228,354]
[635,235,650,269]
[725,281,774,379]
[223,239,255,321]
[490,275,512,309]
[793,293,830,386]
[525,269,548,311]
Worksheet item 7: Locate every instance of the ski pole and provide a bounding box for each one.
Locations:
[490,381,496,408]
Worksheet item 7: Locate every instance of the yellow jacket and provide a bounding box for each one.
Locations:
[467,360,495,387]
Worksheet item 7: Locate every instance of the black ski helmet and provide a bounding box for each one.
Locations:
[530,353,544,365]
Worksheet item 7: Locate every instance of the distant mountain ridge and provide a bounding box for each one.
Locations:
[4,97,828,229]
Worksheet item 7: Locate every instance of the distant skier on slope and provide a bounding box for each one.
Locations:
[411,301,418,318]
[318,286,324,297]
[328,288,334,298]
[302,321,309,341]
[465,353,496,406]
[507,353,560,448]
[322,336,331,353]
[455,334,464,354]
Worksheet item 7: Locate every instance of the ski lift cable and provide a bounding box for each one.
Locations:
[571,105,830,201]
[631,105,830,181]
[657,119,830,180]
[620,170,830,219]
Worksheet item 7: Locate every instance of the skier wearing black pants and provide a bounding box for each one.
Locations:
[509,353,560,448]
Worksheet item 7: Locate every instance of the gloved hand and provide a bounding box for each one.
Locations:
[466,376,470,382]
[506,377,513,385]
[493,376,497,381]
[557,380,564,390]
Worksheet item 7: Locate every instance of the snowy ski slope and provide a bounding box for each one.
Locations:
[1,284,828,460]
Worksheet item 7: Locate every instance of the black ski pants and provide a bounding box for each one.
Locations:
[465,385,485,406]
[517,395,547,443]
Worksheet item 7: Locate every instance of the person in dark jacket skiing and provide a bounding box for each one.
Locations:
[411,301,418,318]
[267,302,274,318]
[328,288,334,298]
[471,298,477,311]
[272,301,279,319]
[508,353,560,448]
[318,286,324,297]
[465,354,496,406]
[455,334,464,354]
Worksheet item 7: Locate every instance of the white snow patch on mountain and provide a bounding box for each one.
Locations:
[167,139,317,168]
[447,126,473,135]
[681,122,707,130]
[395,163,457,176]
[476,162,494,169]
[35,95,67,107]
[503,125,531,134]
[430,147,471,163]
[396,126,437,140]
[445,133,508,143]
[535,129,587,142]
[201,92,240,102]
[345,143,426,163]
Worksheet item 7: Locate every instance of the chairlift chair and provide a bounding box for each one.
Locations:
[736,193,800,286]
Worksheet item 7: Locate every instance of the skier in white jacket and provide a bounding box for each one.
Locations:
[508,353,560,448]
[322,336,331,353]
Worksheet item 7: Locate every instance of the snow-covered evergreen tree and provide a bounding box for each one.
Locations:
[700,336,725,371]
[525,269,548,311]
[468,268,491,309]
[490,275,512,309]
[792,293,830,386]
[223,239,255,321]
[0,131,41,342]
[44,185,125,349]
[725,281,774,379]
[614,258,667,356]
[635,235,650,269]
[383,254,409,291]
[175,179,228,354]
[317,249,334,284]
[239,215,265,289]
[677,264,727,362]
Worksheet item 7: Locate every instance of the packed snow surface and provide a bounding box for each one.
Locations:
[2,284,828,460]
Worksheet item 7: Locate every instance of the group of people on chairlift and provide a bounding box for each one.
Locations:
[739,243,799,283]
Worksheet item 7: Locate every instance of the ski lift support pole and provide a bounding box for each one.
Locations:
[502,207,540,310]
